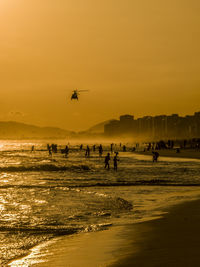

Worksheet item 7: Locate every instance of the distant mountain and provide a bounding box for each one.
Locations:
[0,121,71,139]
[87,120,113,133]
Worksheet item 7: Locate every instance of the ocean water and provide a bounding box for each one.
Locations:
[0,140,200,266]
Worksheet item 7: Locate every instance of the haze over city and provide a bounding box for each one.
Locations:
[1,1,200,266]
[0,0,200,131]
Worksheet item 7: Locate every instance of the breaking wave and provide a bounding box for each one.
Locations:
[0,164,90,172]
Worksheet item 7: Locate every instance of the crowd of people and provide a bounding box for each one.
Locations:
[45,143,121,171]
[31,142,162,171]
[44,143,124,170]
[31,138,200,170]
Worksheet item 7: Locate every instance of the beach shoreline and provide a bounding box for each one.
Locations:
[9,197,200,267]
[133,149,200,160]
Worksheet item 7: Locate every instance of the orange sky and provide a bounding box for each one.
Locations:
[0,0,200,131]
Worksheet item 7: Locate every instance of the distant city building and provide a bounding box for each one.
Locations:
[104,120,120,136]
[119,115,134,134]
[104,112,200,139]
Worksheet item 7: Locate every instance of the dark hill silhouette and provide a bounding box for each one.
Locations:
[0,121,71,139]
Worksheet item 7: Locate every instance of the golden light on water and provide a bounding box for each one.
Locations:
[0,2,200,265]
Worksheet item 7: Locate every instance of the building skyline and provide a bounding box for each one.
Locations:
[104,111,200,140]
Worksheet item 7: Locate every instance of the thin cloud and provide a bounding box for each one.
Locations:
[8,111,26,117]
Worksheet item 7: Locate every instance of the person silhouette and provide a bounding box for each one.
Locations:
[105,153,111,169]
[99,144,103,157]
[113,152,119,171]
[110,143,113,152]
[123,145,126,152]
[85,145,90,157]
[152,151,159,162]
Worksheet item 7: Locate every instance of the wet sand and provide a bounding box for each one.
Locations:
[10,199,200,267]
[134,149,200,159]
[9,225,138,267]
[111,199,200,267]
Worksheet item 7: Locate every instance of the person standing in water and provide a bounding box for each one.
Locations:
[110,143,113,152]
[113,152,119,171]
[85,145,90,157]
[65,145,69,157]
[48,146,52,156]
[99,144,103,157]
[152,151,159,162]
[123,145,126,152]
[105,153,111,170]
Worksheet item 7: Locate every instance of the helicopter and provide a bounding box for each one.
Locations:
[70,89,89,100]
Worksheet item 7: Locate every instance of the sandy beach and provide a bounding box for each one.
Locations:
[134,149,200,160]
[10,198,200,267]
[112,199,200,267]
